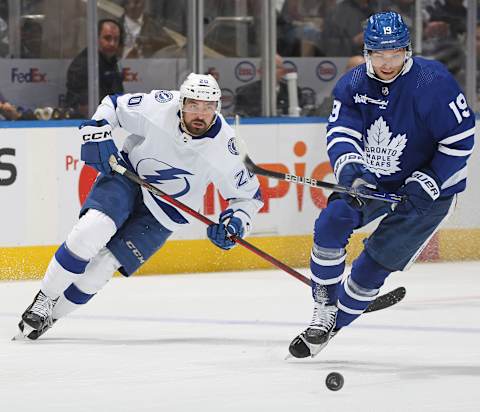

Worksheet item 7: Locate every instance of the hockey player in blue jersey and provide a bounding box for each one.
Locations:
[289,11,475,358]
[16,73,263,340]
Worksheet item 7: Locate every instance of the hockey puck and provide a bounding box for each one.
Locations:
[325,372,344,391]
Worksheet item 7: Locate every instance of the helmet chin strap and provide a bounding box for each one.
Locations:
[365,50,413,84]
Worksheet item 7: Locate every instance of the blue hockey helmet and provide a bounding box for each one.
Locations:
[364,11,410,51]
[363,11,413,83]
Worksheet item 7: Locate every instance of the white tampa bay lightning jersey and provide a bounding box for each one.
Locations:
[93,90,263,232]
[326,57,475,197]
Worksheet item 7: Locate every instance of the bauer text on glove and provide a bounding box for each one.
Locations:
[395,170,441,216]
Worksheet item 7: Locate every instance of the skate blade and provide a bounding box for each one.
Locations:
[12,330,27,341]
[12,323,34,341]
[284,342,327,360]
[309,342,328,358]
[284,350,321,360]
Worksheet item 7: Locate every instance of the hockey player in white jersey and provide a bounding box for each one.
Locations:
[16,73,263,340]
[288,11,475,358]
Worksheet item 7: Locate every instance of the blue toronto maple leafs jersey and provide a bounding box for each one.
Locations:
[326,57,475,196]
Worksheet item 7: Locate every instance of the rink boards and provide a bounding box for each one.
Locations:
[1,119,479,279]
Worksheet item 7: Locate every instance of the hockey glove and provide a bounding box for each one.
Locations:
[207,209,245,250]
[79,119,118,175]
[337,162,377,208]
[395,170,441,217]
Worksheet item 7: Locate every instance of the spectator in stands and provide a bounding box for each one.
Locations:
[422,0,466,86]
[0,92,21,121]
[151,0,187,35]
[277,0,335,57]
[235,54,305,117]
[120,0,175,58]
[21,18,43,58]
[425,0,466,39]
[385,0,414,29]
[0,15,7,57]
[65,19,124,118]
[322,0,374,56]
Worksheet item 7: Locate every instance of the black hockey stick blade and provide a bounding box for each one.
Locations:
[365,286,406,313]
[244,153,403,204]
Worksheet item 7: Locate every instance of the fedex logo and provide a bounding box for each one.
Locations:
[122,67,139,82]
[11,68,47,83]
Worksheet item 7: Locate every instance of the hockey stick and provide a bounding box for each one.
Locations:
[108,156,309,286]
[108,156,405,313]
[233,117,403,204]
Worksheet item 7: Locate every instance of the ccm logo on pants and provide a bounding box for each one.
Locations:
[126,240,145,264]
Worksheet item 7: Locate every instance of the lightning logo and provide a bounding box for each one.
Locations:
[137,159,193,198]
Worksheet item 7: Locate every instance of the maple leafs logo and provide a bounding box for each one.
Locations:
[365,117,407,177]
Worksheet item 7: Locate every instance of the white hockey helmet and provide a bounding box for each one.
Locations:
[179,73,222,136]
[179,73,221,111]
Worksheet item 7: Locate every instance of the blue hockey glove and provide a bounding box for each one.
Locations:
[337,162,377,207]
[395,170,441,217]
[79,119,118,175]
[207,209,245,250]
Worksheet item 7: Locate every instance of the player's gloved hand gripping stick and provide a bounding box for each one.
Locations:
[207,209,245,250]
[108,156,406,313]
[80,119,119,175]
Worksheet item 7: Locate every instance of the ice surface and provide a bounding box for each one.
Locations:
[1,261,479,412]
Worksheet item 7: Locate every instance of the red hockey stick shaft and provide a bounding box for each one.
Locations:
[109,157,311,286]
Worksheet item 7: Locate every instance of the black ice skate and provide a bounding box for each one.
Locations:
[288,302,338,358]
[14,291,58,340]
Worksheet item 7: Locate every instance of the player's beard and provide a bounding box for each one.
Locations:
[185,118,209,136]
